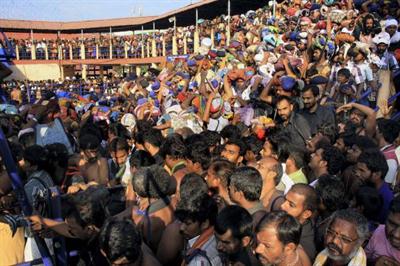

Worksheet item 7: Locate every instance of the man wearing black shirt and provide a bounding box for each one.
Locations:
[276,96,311,148]
[299,85,335,136]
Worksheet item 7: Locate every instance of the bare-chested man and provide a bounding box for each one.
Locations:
[78,134,109,186]
[130,165,174,253]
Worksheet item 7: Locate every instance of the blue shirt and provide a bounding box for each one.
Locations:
[378,182,394,224]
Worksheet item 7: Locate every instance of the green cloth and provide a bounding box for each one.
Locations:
[289,169,308,184]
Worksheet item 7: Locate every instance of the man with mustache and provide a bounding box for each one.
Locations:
[336,102,376,137]
[78,134,109,186]
[353,149,393,224]
[214,206,261,266]
[255,211,311,266]
[276,96,311,148]
[365,196,400,265]
[313,209,369,266]
[299,85,335,136]
[175,193,222,266]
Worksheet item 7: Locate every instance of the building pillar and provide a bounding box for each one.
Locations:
[80,43,85,59]
[183,36,187,55]
[31,44,36,60]
[69,44,73,60]
[210,28,215,49]
[96,44,99,59]
[60,65,65,80]
[82,64,88,80]
[44,44,49,60]
[141,43,145,59]
[146,41,150,57]
[152,39,157,57]
[162,39,166,56]
[109,42,113,59]
[194,31,199,53]
[124,42,128,58]
[136,66,141,76]
[172,36,177,55]
[15,45,19,60]
[226,26,231,46]
[58,45,62,60]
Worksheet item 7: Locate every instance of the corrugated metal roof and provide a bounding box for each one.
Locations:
[0,0,266,33]
[0,0,218,32]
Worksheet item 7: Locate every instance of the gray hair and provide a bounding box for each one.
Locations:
[326,209,369,243]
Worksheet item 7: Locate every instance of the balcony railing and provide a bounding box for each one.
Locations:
[9,32,205,62]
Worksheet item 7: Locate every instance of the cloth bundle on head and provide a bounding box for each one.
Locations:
[187,59,197,67]
[121,113,136,132]
[163,94,179,111]
[191,95,207,115]
[229,40,241,49]
[201,38,212,49]
[254,53,264,64]
[329,9,347,24]
[385,18,398,28]
[222,101,234,120]
[151,81,161,91]
[210,97,224,114]
[251,116,274,126]
[134,98,160,119]
[208,49,217,59]
[259,63,275,78]
[373,32,391,45]
[335,32,356,45]
[280,76,297,91]
[227,69,245,81]
[287,7,298,17]
[310,75,328,85]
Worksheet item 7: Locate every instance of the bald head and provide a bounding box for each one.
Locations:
[256,156,283,186]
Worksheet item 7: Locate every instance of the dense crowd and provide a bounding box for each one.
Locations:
[0,25,201,60]
[1,0,400,265]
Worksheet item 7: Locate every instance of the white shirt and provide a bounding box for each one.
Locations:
[187,235,222,266]
[381,144,398,185]
[207,116,229,132]
[121,159,132,186]
[276,163,295,194]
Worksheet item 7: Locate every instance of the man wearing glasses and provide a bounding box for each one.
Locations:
[313,209,369,266]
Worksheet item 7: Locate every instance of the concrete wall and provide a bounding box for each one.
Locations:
[5,63,62,81]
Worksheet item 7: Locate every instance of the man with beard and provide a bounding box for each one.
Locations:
[78,134,109,185]
[306,46,331,83]
[308,144,345,187]
[175,193,222,266]
[353,13,380,45]
[354,149,392,224]
[365,196,400,265]
[276,96,311,148]
[314,209,369,266]
[299,85,335,136]
[385,18,400,51]
[215,206,261,266]
[372,32,399,72]
[336,102,376,137]
[108,137,131,185]
[255,211,311,266]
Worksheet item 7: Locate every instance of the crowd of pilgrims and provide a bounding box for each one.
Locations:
[1,0,400,265]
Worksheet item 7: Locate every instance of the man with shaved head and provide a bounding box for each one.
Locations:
[255,156,284,212]
[281,184,318,261]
